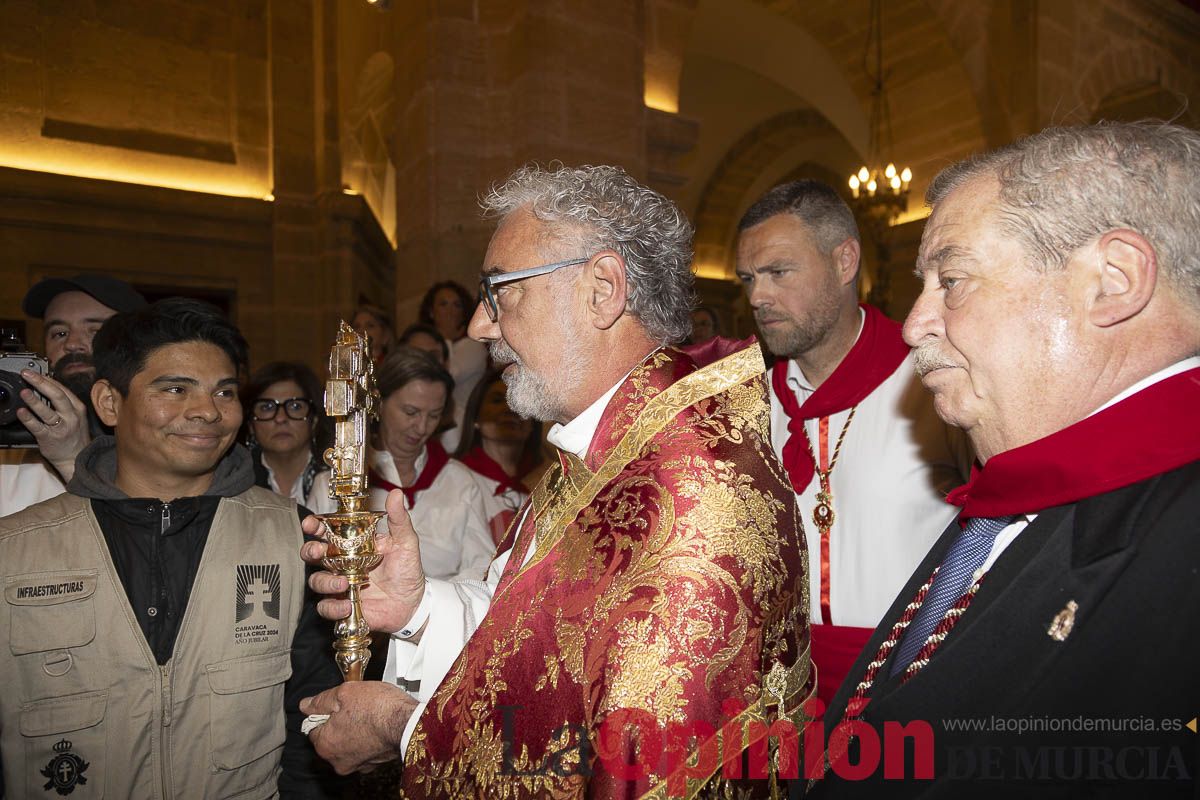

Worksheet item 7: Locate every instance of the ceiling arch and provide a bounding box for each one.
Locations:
[678,0,989,278]
[754,0,990,185]
[691,109,860,278]
[687,0,871,154]
[1079,46,1198,127]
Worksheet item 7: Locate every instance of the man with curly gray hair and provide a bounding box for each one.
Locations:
[300,164,813,797]
[816,121,1200,796]
[481,163,695,343]
[472,163,695,421]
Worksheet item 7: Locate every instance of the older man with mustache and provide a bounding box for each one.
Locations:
[735,180,970,710]
[814,121,1200,797]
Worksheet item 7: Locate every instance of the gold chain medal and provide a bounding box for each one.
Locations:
[804,407,856,534]
[813,482,837,530]
[803,406,857,624]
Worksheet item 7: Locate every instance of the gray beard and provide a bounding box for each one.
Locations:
[759,321,827,360]
[489,339,568,423]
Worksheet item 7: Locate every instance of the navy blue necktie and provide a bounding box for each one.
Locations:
[890,515,1014,677]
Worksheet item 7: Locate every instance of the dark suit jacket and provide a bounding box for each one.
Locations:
[811,460,1200,799]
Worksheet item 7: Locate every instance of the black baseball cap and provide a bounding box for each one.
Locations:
[22,274,148,319]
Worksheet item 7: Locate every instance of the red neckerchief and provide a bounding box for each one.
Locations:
[458,446,530,496]
[770,304,910,493]
[948,367,1200,522]
[369,440,450,508]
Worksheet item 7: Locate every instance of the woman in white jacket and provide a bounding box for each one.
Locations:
[419,281,488,452]
[367,348,494,582]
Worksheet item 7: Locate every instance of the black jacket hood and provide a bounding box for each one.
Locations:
[68,435,256,501]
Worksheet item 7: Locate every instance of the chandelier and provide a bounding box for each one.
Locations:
[847,0,911,222]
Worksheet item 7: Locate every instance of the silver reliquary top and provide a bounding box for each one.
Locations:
[323,321,379,506]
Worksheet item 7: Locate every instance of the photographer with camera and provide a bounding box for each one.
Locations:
[0,274,147,517]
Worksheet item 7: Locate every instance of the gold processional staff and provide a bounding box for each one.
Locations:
[315,321,386,681]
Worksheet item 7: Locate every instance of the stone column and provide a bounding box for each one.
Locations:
[389,0,650,325]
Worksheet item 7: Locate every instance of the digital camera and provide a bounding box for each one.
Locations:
[0,330,49,448]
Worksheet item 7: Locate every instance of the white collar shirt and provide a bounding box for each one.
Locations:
[769,313,970,628]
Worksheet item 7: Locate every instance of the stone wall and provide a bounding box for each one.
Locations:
[0,0,1196,362]
[0,1,391,372]
[386,0,649,323]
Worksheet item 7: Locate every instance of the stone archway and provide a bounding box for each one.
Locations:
[678,0,991,283]
[1027,0,1199,130]
[746,0,991,189]
[691,109,857,278]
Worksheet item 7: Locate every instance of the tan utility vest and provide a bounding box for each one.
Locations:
[0,488,305,799]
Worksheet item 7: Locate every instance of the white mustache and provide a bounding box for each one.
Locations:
[912,344,958,376]
[489,340,519,366]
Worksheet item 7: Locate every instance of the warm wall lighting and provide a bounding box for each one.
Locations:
[0,147,271,200]
[890,206,931,227]
[693,261,729,280]
[644,85,679,114]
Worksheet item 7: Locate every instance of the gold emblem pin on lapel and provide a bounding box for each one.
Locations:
[1047,600,1079,641]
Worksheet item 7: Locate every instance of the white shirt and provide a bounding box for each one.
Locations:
[388,378,623,755]
[462,467,528,547]
[368,447,495,581]
[770,322,970,628]
[261,457,337,515]
[441,337,490,452]
[0,450,65,519]
[980,356,1200,571]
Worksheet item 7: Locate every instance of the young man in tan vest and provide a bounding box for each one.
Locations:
[0,298,341,798]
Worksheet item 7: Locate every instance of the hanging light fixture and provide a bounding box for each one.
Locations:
[848,0,911,222]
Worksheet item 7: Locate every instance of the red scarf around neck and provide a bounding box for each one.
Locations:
[947,367,1200,521]
[458,445,530,497]
[369,440,450,508]
[770,304,910,493]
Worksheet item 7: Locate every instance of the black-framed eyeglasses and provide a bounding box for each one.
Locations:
[477,256,590,322]
[251,397,313,421]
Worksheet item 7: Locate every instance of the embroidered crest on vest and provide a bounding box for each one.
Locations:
[234,564,281,644]
[40,739,89,796]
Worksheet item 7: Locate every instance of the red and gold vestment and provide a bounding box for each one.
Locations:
[402,341,814,799]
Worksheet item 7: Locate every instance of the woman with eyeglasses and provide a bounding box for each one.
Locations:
[242,362,336,514]
[368,348,494,581]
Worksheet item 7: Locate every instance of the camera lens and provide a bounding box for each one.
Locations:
[0,372,22,425]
